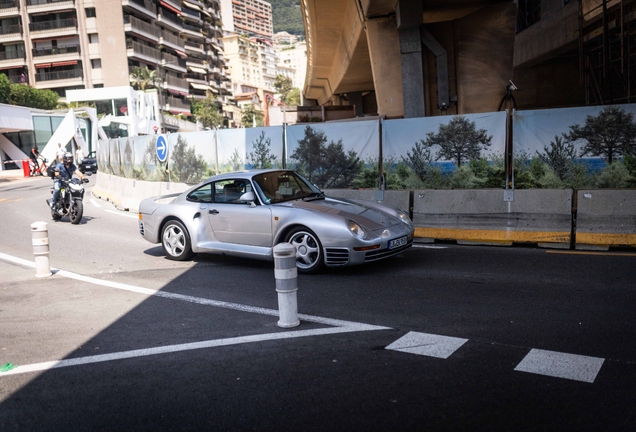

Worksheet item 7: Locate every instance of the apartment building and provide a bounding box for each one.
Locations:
[275,40,305,90]
[0,0,230,130]
[219,0,272,38]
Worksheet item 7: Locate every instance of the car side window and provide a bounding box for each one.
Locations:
[213,179,252,204]
[186,184,213,203]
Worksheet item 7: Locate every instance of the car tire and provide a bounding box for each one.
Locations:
[162,220,194,261]
[285,227,324,274]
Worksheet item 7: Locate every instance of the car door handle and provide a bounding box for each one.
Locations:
[209,209,219,215]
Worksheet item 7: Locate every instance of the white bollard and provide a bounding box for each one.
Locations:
[31,221,52,278]
[273,243,300,328]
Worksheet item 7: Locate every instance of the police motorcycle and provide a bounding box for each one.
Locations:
[46,166,91,224]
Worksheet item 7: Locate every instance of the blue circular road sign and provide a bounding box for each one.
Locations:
[156,135,168,162]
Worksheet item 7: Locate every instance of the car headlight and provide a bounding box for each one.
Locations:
[396,209,412,225]
[347,220,366,239]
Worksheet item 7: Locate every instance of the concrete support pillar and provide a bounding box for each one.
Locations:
[348,91,364,117]
[366,17,404,118]
[396,0,425,118]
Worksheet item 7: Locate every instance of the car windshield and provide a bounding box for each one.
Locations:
[252,171,322,204]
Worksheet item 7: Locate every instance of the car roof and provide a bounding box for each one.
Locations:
[206,169,293,182]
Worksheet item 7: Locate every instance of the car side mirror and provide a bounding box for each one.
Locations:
[239,191,255,206]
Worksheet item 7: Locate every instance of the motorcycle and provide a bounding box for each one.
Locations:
[46,174,91,224]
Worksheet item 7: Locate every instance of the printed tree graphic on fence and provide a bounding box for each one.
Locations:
[565,106,636,164]
[290,125,361,188]
[422,116,492,167]
[170,135,209,183]
[248,131,277,169]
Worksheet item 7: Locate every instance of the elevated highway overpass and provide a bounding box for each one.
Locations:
[299,0,583,118]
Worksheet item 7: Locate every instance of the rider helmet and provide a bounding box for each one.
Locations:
[63,152,73,164]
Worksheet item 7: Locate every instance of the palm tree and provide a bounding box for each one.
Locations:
[130,66,158,91]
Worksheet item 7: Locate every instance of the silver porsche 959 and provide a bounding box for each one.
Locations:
[138,169,414,273]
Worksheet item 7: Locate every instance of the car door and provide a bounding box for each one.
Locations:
[206,179,273,247]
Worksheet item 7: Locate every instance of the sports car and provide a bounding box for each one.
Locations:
[138,169,414,273]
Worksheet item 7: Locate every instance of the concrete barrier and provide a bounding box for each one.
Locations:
[412,189,573,248]
[92,172,190,213]
[322,189,411,214]
[575,189,636,250]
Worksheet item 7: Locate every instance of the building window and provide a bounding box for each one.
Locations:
[517,0,541,33]
[91,59,102,69]
[89,34,99,44]
[85,8,96,18]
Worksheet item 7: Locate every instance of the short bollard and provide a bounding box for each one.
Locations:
[273,243,300,328]
[31,221,52,278]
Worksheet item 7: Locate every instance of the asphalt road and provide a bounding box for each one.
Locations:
[1,175,635,431]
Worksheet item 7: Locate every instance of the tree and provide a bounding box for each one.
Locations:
[0,74,10,104]
[191,93,224,129]
[401,139,437,183]
[241,105,263,127]
[249,131,276,169]
[8,84,58,110]
[170,135,208,183]
[566,106,636,164]
[424,116,492,167]
[130,66,158,91]
[286,88,301,106]
[536,135,578,181]
[290,126,361,188]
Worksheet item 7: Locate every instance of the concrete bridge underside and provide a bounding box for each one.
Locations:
[301,0,517,118]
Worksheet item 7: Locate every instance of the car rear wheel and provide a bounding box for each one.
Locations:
[162,220,194,261]
[286,227,323,274]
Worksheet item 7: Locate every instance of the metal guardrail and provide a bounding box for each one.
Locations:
[0,51,24,60]
[36,68,83,82]
[32,45,80,57]
[0,24,22,34]
[29,18,77,32]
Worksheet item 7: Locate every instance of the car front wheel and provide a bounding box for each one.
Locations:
[162,220,194,261]
[286,227,323,274]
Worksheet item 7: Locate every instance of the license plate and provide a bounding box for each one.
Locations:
[388,236,407,249]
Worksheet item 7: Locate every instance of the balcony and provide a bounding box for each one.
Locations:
[0,50,25,68]
[161,52,186,72]
[184,40,204,55]
[0,0,18,15]
[32,44,80,57]
[35,67,82,82]
[166,95,190,114]
[26,0,76,16]
[29,18,77,32]
[124,14,159,41]
[160,30,184,51]
[127,40,160,62]
[157,9,182,32]
[164,73,188,92]
[0,24,22,41]
[122,0,156,18]
[182,22,204,38]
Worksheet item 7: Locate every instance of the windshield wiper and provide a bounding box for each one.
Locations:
[302,191,325,201]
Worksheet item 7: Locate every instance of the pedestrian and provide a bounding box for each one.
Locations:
[29,145,41,176]
[56,143,66,163]
[75,145,83,165]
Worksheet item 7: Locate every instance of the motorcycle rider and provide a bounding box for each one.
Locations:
[50,152,84,214]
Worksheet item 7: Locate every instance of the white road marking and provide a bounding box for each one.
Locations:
[0,252,390,376]
[104,209,137,219]
[514,349,605,383]
[89,198,101,207]
[413,244,449,249]
[386,331,468,359]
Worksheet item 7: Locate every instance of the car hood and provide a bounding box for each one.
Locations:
[283,197,401,230]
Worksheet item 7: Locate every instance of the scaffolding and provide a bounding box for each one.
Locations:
[580,0,636,105]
